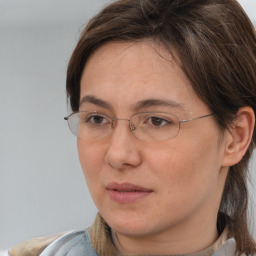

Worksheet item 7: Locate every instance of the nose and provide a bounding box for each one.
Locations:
[104,120,142,170]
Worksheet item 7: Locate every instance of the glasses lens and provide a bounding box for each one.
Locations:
[67,112,112,140]
[130,112,180,141]
[67,113,80,137]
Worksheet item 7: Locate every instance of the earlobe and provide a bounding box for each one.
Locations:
[222,107,255,167]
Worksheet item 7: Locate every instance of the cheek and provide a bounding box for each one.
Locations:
[77,140,105,182]
[77,140,110,211]
[145,136,222,198]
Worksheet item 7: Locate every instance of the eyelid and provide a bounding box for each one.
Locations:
[88,111,114,121]
[144,113,176,122]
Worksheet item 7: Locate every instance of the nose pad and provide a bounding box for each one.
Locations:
[130,122,136,131]
[110,119,115,129]
[111,118,136,132]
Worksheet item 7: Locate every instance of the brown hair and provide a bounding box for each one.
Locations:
[66,0,256,254]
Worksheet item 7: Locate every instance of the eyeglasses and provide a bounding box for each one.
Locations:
[64,111,214,141]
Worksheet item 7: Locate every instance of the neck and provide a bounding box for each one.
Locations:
[114,212,219,255]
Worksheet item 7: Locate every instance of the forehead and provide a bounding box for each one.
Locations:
[83,40,178,81]
[80,40,208,115]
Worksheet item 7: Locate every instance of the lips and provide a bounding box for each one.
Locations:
[106,182,153,204]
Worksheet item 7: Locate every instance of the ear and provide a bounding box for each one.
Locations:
[222,107,255,167]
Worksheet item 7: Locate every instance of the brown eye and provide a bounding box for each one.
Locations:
[85,114,108,125]
[92,115,104,124]
[150,116,164,126]
[148,116,171,127]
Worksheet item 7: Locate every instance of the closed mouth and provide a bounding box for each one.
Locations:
[106,182,153,204]
[106,182,152,192]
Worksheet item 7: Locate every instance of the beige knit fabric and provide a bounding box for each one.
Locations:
[89,213,229,256]
[8,232,66,256]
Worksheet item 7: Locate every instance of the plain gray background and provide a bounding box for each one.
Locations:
[0,0,255,249]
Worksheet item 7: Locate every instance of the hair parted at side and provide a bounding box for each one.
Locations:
[66,0,256,254]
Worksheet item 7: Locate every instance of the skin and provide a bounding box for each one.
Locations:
[77,40,231,254]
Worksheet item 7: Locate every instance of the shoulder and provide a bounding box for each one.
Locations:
[8,232,66,256]
[8,230,96,256]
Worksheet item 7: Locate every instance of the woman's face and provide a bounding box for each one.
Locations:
[78,41,228,243]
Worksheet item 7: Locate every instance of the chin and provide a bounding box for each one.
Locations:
[100,209,167,238]
[102,211,142,232]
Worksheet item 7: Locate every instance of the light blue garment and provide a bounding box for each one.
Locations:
[0,251,9,256]
[39,230,97,256]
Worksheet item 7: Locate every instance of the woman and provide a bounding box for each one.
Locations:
[8,0,256,255]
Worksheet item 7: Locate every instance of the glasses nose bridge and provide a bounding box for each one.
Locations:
[111,117,136,131]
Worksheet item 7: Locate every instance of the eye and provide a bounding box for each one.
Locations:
[148,116,170,127]
[88,115,105,124]
[83,113,109,125]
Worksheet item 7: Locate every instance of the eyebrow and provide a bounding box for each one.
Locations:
[79,95,113,111]
[79,95,185,112]
[133,99,185,111]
